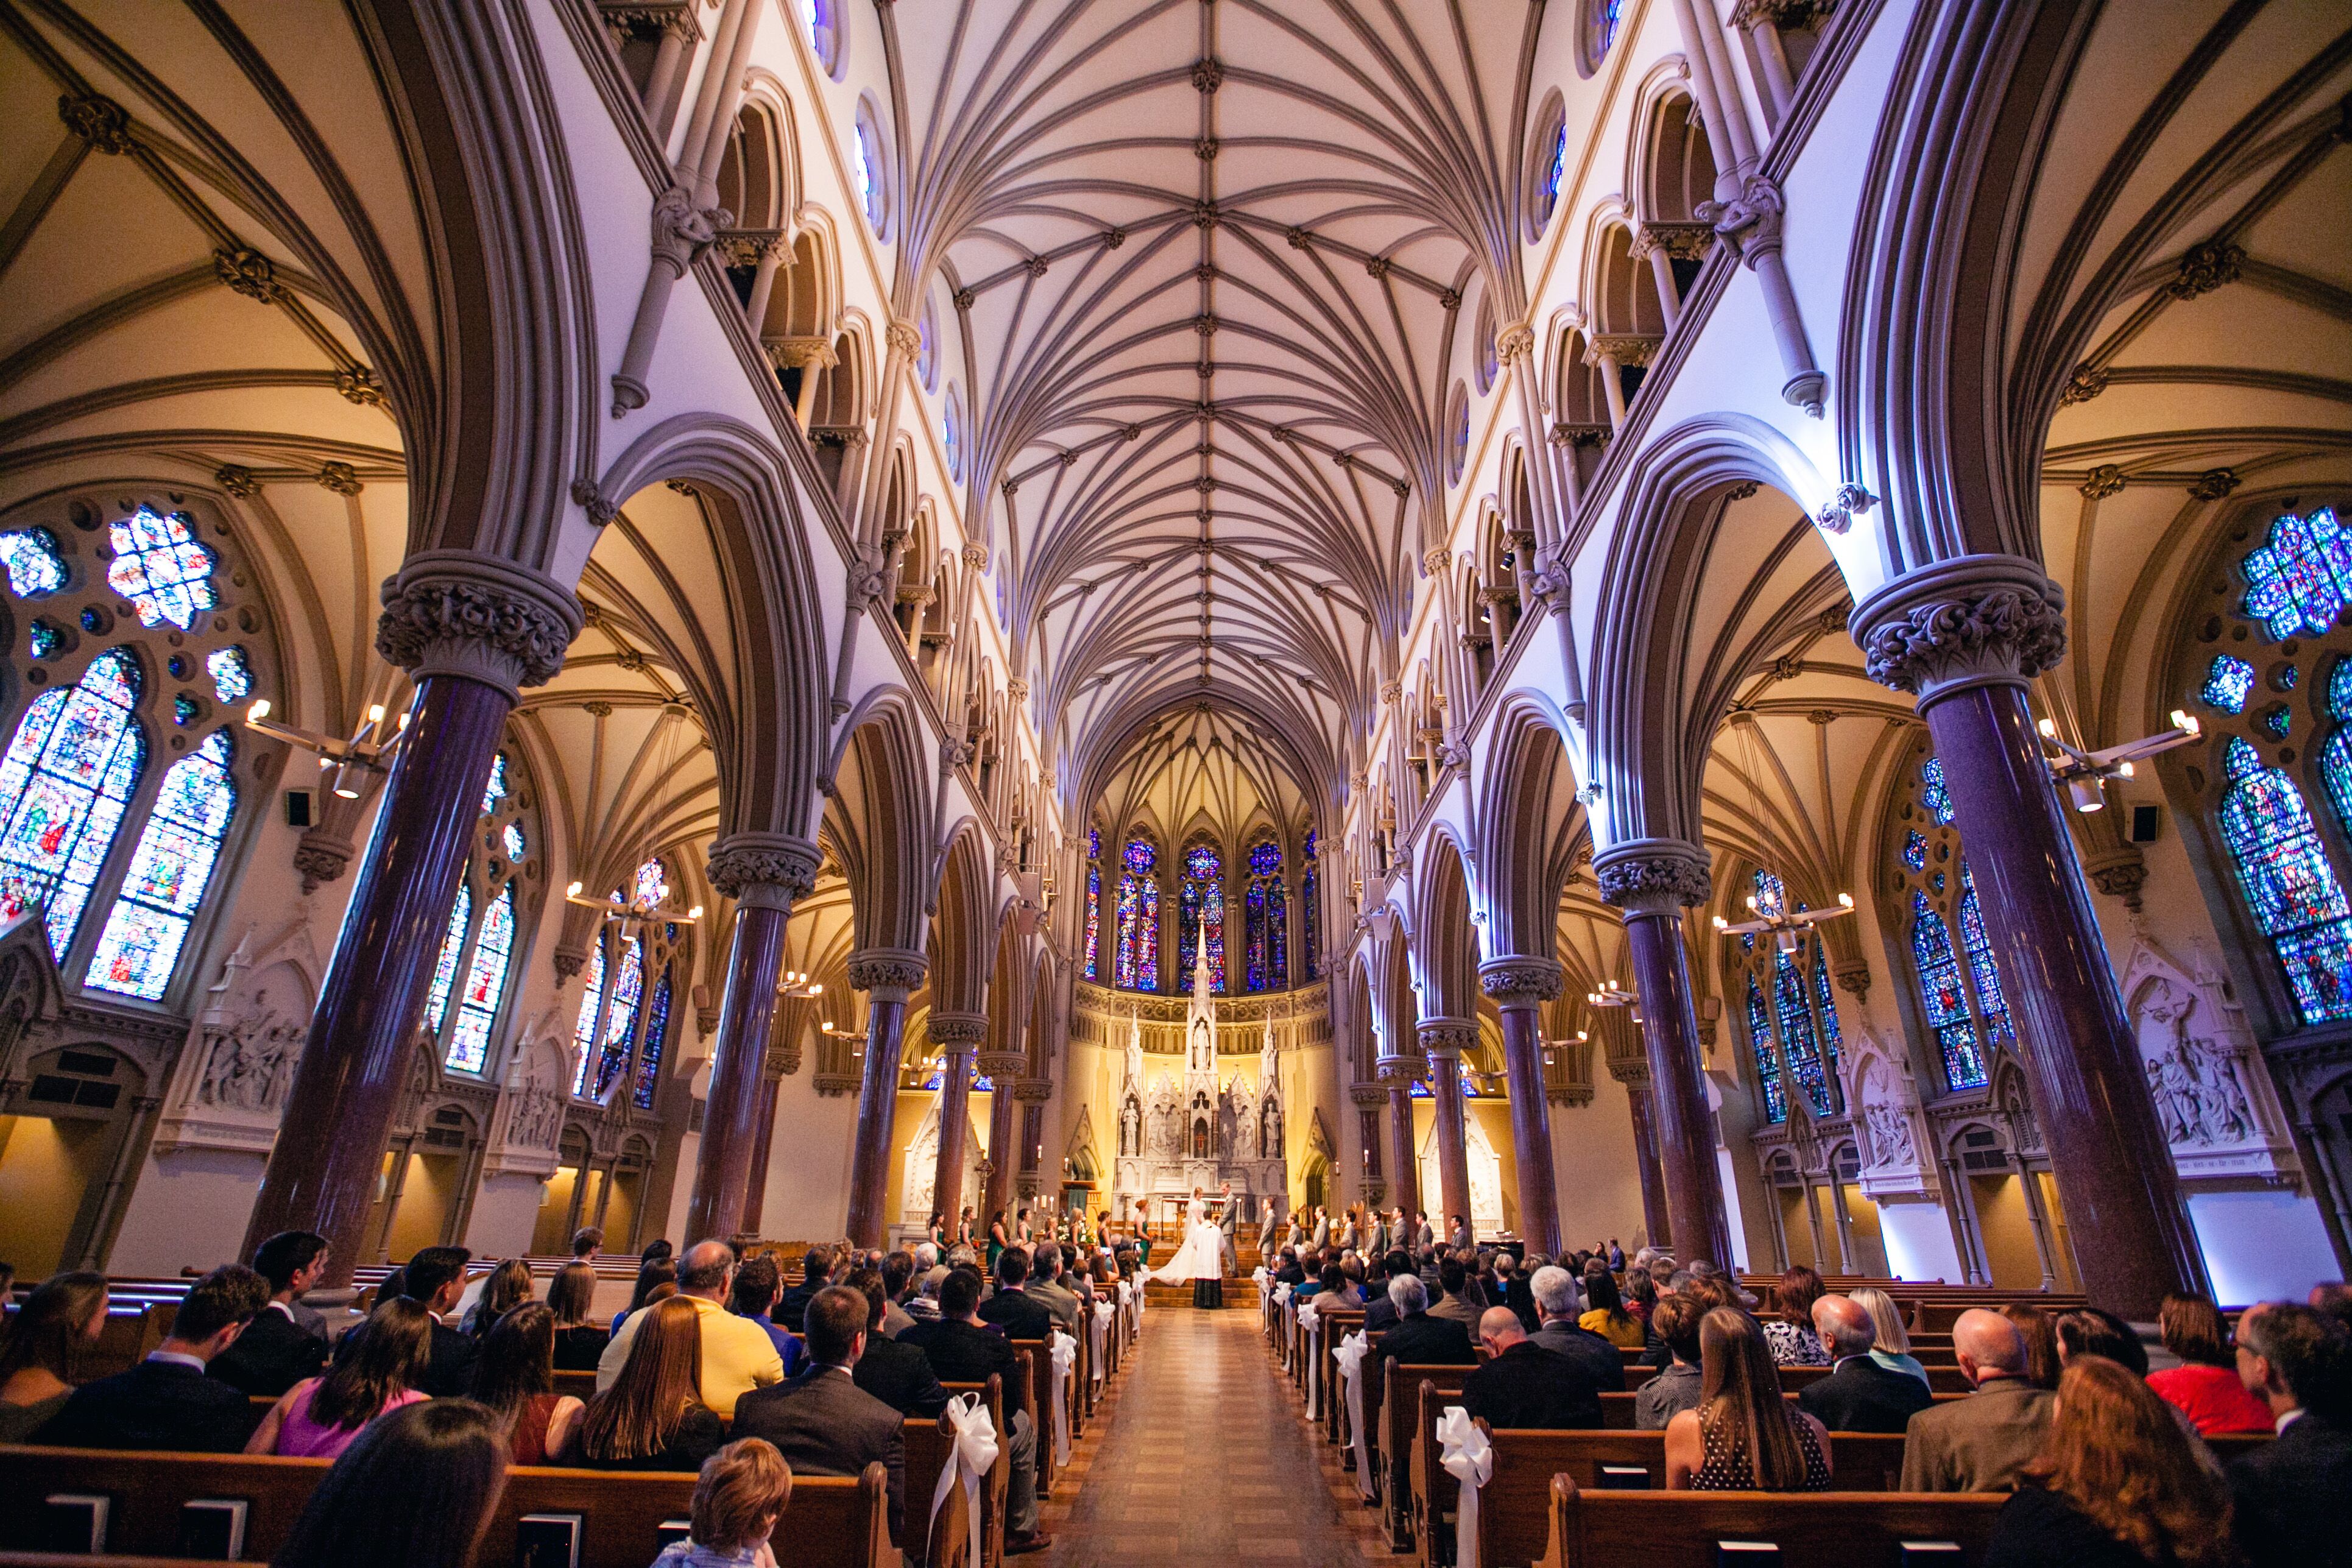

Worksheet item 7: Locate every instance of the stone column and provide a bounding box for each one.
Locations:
[1597,839,1734,1270]
[689,834,820,1241]
[1014,1079,1052,1199]
[1350,1082,1387,1209]
[1383,1075,1420,1224]
[1854,554,2208,1315]
[980,1051,1026,1223]
[740,1072,782,1235]
[1481,958,1566,1257]
[1618,1069,1674,1251]
[842,948,930,1248]
[242,553,579,1285]
[1418,1019,1477,1242]
[927,1012,989,1234]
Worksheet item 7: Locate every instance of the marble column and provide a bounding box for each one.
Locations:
[1854,554,2207,1315]
[1383,1075,1421,1225]
[1014,1079,1052,1199]
[1598,839,1734,1270]
[242,553,579,1286]
[1619,1071,1674,1251]
[927,1012,989,1234]
[1481,958,1566,1257]
[980,1052,1026,1223]
[741,1072,782,1235]
[1418,1020,1477,1242]
[843,948,930,1248]
[689,835,820,1241]
[1350,1082,1387,1210]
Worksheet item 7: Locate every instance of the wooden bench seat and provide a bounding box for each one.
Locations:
[1536,1475,2004,1567]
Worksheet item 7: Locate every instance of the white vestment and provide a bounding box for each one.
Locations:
[1148,1198,1226,1283]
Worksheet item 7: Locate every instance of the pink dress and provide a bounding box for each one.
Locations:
[272,1379,428,1458]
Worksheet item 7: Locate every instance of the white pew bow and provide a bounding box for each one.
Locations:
[1090,1299,1114,1383]
[1297,1299,1323,1417]
[925,1391,997,1568]
[1335,1330,1374,1499]
[1273,1282,1292,1306]
[1435,1405,1493,1568]
[1047,1329,1077,1464]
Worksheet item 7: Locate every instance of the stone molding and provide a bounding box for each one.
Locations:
[814,1073,861,1098]
[1594,838,1712,915]
[926,1011,989,1047]
[1376,1054,1427,1085]
[1416,1018,1479,1057]
[977,1051,1026,1078]
[1348,1081,1388,1107]
[1849,554,2068,703]
[848,947,929,1001]
[292,828,355,893]
[1479,956,1564,1005]
[376,550,584,699]
[1011,1079,1054,1104]
[707,832,822,906]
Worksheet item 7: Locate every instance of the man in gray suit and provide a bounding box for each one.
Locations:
[1310,1206,1331,1251]
[1366,1210,1390,1259]
[1026,1242,1081,1333]
[1899,1309,2057,1492]
[1413,1212,1436,1250]
[1217,1182,1240,1274]
[1258,1198,1280,1263]
[731,1285,908,1547]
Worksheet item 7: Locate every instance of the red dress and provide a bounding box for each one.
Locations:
[2145,1362,2273,1434]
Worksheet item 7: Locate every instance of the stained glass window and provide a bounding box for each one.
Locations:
[1301,829,1321,982]
[2218,736,2352,1023]
[2202,655,2255,713]
[443,885,515,1073]
[1179,843,1226,991]
[1746,974,1785,1123]
[1902,831,1927,871]
[630,856,670,911]
[206,646,251,704]
[2241,507,2352,641]
[1089,826,1101,860]
[1748,872,1835,1116]
[2325,660,2352,837]
[0,528,67,598]
[1114,838,1160,990]
[502,822,526,862]
[28,621,63,660]
[594,936,645,1098]
[86,729,236,999]
[0,649,144,951]
[424,881,472,1039]
[1923,757,1956,825]
[632,967,673,1110]
[1956,864,2014,1051]
[482,751,509,814]
[1082,860,1101,981]
[172,693,199,727]
[107,507,217,631]
[1911,892,1986,1090]
[571,939,609,1097]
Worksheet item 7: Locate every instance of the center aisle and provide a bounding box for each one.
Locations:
[1039,1305,1381,1566]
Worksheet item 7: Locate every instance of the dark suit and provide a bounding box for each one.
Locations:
[900,1318,1020,1386]
[853,1331,950,1417]
[1362,1296,1401,1335]
[419,1317,480,1399]
[207,1305,327,1397]
[976,1285,1055,1341]
[1528,1319,1629,1394]
[1797,1355,1935,1434]
[732,1367,908,1545]
[773,1280,827,1334]
[1501,1278,1539,1332]
[2230,1413,2352,1568]
[34,1357,253,1452]
[1460,1340,1605,1430]
[1376,1311,1477,1367]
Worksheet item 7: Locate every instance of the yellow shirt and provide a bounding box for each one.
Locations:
[595,1293,784,1420]
[1580,1308,1647,1348]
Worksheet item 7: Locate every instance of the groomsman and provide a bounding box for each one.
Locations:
[1310,1206,1331,1251]
[1413,1211,1436,1249]
[1258,1198,1280,1262]
[1366,1209,1391,1259]
[1217,1182,1240,1274]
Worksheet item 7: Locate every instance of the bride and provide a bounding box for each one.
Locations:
[1148,1187,1227,1307]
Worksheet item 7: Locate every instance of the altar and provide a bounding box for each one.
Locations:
[1110,946,1287,1223]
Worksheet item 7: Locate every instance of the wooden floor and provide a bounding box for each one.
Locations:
[1040,1304,1386,1566]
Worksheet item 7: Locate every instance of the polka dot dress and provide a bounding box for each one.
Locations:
[1692,1409,1834,1491]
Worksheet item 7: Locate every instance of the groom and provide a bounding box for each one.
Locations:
[1217,1182,1240,1275]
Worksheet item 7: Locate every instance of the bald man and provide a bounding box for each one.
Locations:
[598,1237,785,1420]
[1796,1295,1935,1433]
[1459,1305,1605,1430]
[1898,1307,2055,1491]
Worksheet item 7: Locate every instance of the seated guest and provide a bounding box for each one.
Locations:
[616,1257,679,1337]
[2147,1291,2273,1435]
[1027,1243,1081,1333]
[1665,1307,1833,1491]
[2312,1281,2352,1335]
[730,1255,806,1378]
[0,1270,107,1441]
[1984,1357,2234,1568]
[248,1297,433,1459]
[401,1245,481,1397]
[2055,1307,2150,1377]
[774,1245,835,1333]
[461,1257,534,1337]
[1636,1296,1704,1430]
[843,1268,947,1416]
[1528,1265,1625,1395]
[978,1246,1056,1340]
[1376,1273,1477,1366]
[2229,1302,2352,1568]
[1428,1252,1481,1325]
[567,1296,726,1471]
[1901,1308,2057,1492]
[1362,1251,1414,1333]
[656,1437,794,1568]
[643,1238,677,1268]
[1848,1285,1930,1387]
[2003,1302,2061,1390]
[548,1260,608,1371]
[1797,1294,1935,1434]
[1463,1306,1604,1429]
[1273,1247,1307,1288]
[467,1302,584,1464]
[602,1239,785,1421]
[900,1266,1050,1555]
[732,1285,908,1547]
[1621,1266,1657,1326]
[1316,1261,1359,1308]
[1577,1269,1647,1349]
[210,1230,331,1396]
[571,1226,604,1265]
[272,1399,510,1568]
[1761,1265,1831,1367]
[880,1251,919,1338]
[35,1263,267,1451]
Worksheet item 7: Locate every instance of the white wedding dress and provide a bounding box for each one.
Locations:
[1149,1198,1227,1284]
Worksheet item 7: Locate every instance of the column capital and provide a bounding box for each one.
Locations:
[1348,1081,1388,1107]
[1478,956,1563,1006]
[1377,1054,1427,1085]
[977,1051,1026,1079]
[927,1011,989,1047]
[707,832,822,906]
[1416,1018,1479,1058]
[847,947,928,1002]
[1011,1078,1054,1105]
[376,550,583,699]
[1594,838,1712,916]
[1849,554,2068,704]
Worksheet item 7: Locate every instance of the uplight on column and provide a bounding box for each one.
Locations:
[2038,711,2201,813]
[242,699,408,799]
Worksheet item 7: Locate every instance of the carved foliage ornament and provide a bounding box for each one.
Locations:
[1417,1020,1480,1057]
[1595,849,1712,911]
[707,835,822,900]
[375,553,584,693]
[1480,958,1564,1004]
[1857,571,2068,699]
[847,948,930,995]
[60,93,133,154]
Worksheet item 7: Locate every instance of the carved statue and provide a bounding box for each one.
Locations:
[198,1008,302,1114]
[1260,1093,1283,1159]
[1125,1006,1144,1089]
[2186,1035,2254,1143]
[1863,1101,1915,1169]
[1118,1095,1140,1157]
[507,1083,562,1150]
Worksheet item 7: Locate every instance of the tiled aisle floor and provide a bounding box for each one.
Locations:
[1039,1305,1386,1567]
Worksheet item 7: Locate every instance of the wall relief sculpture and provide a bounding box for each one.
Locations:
[2121,942,2298,1182]
[152,923,321,1155]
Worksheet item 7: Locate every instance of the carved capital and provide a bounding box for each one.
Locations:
[1416,1018,1479,1058]
[1832,958,1873,1001]
[2084,845,2148,910]
[1849,554,2067,702]
[1594,838,1712,915]
[885,319,923,356]
[1348,1081,1388,1107]
[1495,324,1536,364]
[1479,956,1564,1006]
[292,830,355,894]
[706,832,822,906]
[317,462,364,497]
[375,551,584,699]
[1550,422,1612,450]
[760,336,838,372]
[977,1051,1026,1079]
[553,947,588,983]
[927,1011,989,1047]
[847,947,929,1001]
[1011,1078,1054,1105]
[215,465,260,499]
[814,1073,862,1098]
[1585,333,1662,369]
[60,93,134,154]
[713,228,789,267]
[650,183,727,268]
[1376,1053,1427,1085]
[961,542,988,569]
[1630,222,1716,262]
[1695,175,1786,261]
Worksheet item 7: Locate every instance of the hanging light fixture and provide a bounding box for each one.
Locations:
[242,699,408,799]
[2037,711,2200,813]
[1714,889,1856,954]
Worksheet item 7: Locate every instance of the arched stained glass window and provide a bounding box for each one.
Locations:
[1954,866,2013,1056]
[108,507,217,631]
[88,728,237,999]
[593,936,646,1099]
[1301,829,1321,983]
[571,939,609,1097]
[1114,837,1160,991]
[425,881,472,1040]
[2241,506,2352,640]
[1739,870,1839,1121]
[0,648,144,952]
[445,886,516,1074]
[1745,973,1784,1123]
[1082,844,1102,983]
[423,747,534,1075]
[1891,750,1999,1092]
[632,967,673,1111]
[1244,839,1286,992]
[1179,842,1226,991]
[1911,892,1986,1090]
[2217,736,2352,1023]
[572,853,686,1103]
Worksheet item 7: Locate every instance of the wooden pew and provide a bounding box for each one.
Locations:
[934,1376,1011,1568]
[1533,1474,2004,1568]
[1381,1361,1473,1552]
[1008,1340,1057,1499]
[1316,1306,1366,1446]
[905,1383,1006,1568]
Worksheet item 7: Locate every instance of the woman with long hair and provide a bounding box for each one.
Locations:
[468,1302,584,1464]
[2145,1293,2272,1435]
[1762,1265,1831,1366]
[2054,1307,2150,1377]
[463,1258,534,1337]
[565,1296,724,1471]
[2002,1304,2061,1390]
[0,1271,107,1441]
[925,1212,947,1251]
[989,1210,1012,1273]
[1848,1286,1929,1386]
[272,1398,510,1568]
[613,1258,678,1337]
[248,1297,433,1459]
[1984,1357,2235,1568]
[547,1261,606,1371]
[1622,1266,1659,1325]
[1577,1270,1647,1349]
[1665,1307,1833,1491]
